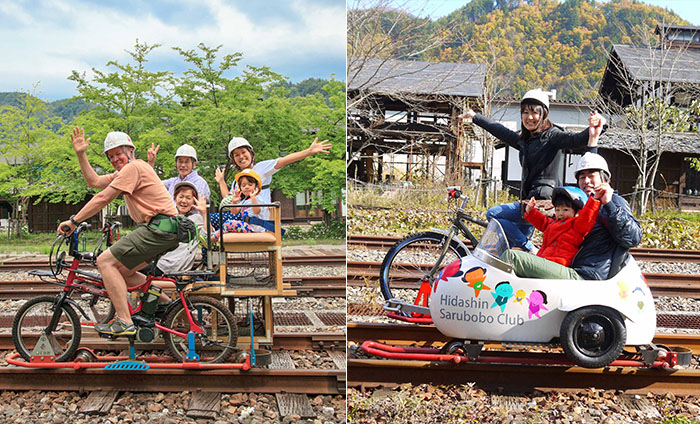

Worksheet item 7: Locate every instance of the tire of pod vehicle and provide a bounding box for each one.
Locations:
[560,305,627,368]
[379,231,468,301]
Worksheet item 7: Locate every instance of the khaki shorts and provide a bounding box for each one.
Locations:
[110,223,179,270]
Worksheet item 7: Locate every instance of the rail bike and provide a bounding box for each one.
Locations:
[363,218,692,369]
[8,201,291,370]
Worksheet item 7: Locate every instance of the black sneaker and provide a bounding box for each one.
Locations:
[94,317,136,336]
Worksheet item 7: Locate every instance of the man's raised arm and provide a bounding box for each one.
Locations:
[71,126,111,189]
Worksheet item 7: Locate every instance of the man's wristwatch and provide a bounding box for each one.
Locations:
[69,215,79,226]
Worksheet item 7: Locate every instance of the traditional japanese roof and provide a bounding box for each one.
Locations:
[655,23,700,33]
[608,44,700,84]
[599,128,700,155]
[348,58,486,97]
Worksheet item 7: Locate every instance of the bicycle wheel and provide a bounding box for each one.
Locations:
[163,296,238,363]
[380,232,468,303]
[12,295,82,362]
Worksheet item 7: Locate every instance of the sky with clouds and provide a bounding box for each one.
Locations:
[0,0,346,100]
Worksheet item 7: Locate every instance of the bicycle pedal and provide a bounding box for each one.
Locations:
[131,314,155,327]
[98,333,118,341]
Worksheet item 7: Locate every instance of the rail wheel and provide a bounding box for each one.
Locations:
[440,339,467,355]
[560,306,626,368]
[12,295,82,362]
[380,232,467,303]
[163,296,238,363]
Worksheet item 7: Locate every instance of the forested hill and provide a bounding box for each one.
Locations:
[0,92,91,123]
[375,0,688,101]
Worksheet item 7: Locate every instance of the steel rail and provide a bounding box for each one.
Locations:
[347,322,700,395]
[346,322,700,354]
[348,235,700,263]
[0,367,345,394]
[346,261,700,298]
[0,254,347,271]
[0,331,345,351]
[0,275,346,299]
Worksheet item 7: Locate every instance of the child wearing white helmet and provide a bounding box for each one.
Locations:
[211,169,266,243]
[459,89,606,253]
[209,135,332,230]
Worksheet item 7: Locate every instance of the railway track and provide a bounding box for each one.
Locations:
[347,322,700,395]
[0,367,345,394]
[0,275,346,299]
[347,322,700,354]
[0,254,347,271]
[0,330,345,351]
[0,330,346,394]
[346,260,700,298]
[349,234,700,263]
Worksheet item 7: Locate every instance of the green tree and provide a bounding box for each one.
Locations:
[68,39,175,149]
[162,44,345,218]
[271,79,346,222]
[0,92,73,238]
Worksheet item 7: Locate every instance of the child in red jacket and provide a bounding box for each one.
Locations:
[502,186,600,280]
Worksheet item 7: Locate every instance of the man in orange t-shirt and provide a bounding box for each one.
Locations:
[58,127,179,337]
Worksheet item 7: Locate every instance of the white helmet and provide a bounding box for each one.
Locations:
[173,181,198,198]
[103,131,135,153]
[175,144,197,162]
[521,88,550,111]
[227,137,253,158]
[575,152,610,180]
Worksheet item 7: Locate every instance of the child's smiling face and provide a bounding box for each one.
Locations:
[555,204,576,220]
[239,177,259,197]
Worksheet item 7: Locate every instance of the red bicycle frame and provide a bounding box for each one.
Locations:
[61,255,205,338]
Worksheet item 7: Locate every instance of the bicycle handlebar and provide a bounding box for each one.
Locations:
[60,221,91,237]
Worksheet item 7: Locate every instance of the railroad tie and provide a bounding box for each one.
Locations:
[187,390,221,419]
[619,395,661,419]
[275,393,315,418]
[328,350,347,370]
[491,395,526,412]
[80,390,119,415]
[270,350,296,369]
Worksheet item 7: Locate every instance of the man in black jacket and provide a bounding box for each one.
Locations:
[570,152,642,280]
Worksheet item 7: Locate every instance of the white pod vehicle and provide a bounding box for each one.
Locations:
[428,220,656,368]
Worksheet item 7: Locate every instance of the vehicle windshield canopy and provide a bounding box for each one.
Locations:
[473,219,513,272]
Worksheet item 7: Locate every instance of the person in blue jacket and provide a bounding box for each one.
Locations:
[460,89,605,252]
[570,149,642,280]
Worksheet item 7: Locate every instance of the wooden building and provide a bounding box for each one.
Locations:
[595,23,700,210]
[596,130,700,211]
[348,58,486,184]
